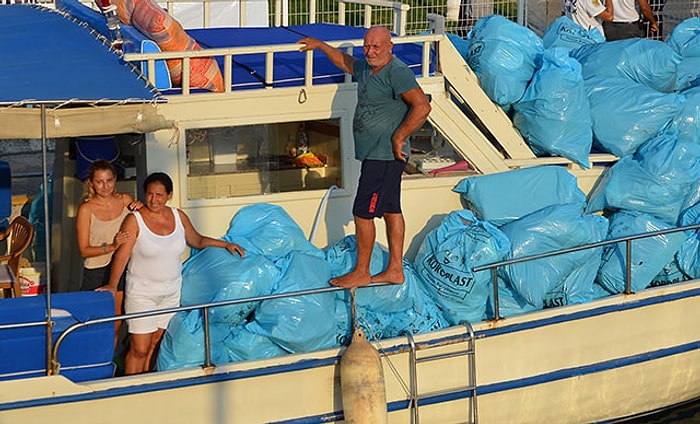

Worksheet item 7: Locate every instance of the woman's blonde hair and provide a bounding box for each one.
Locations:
[83,159,117,202]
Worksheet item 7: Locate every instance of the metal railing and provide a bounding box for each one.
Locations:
[68,0,700,38]
[123,32,439,94]
[40,221,700,374]
[273,0,410,35]
[473,222,700,321]
[269,0,700,38]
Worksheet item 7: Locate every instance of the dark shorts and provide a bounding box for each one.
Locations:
[82,262,126,292]
[352,159,407,219]
[602,21,645,41]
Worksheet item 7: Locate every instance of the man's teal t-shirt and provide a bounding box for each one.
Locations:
[352,57,420,161]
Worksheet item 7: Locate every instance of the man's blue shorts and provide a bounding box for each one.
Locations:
[353,159,407,219]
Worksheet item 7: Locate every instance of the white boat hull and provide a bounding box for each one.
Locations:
[2,281,699,423]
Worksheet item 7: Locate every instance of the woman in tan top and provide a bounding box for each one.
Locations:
[75,159,140,346]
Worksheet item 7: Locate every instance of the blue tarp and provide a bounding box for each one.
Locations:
[186,23,432,90]
[0,4,160,104]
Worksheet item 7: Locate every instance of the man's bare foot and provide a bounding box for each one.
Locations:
[331,270,371,288]
[370,268,404,285]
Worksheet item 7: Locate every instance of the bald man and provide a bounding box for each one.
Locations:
[299,26,431,288]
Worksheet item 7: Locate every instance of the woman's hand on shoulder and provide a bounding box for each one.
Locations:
[127,200,144,212]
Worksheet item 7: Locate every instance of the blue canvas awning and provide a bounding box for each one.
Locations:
[0,4,171,138]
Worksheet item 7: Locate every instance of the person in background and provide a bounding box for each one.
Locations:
[99,172,245,375]
[602,0,658,40]
[563,0,614,39]
[298,26,431,289]
[75,159,141,347]
[646,0,665,39]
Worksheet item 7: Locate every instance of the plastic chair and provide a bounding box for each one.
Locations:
[0,216,34,298]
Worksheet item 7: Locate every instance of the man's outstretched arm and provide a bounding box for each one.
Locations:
[298,37,356,75]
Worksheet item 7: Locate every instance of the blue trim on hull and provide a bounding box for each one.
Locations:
[2,286,699,422]
[270,340,700,424]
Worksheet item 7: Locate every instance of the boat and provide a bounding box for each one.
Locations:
[1,0,699,422]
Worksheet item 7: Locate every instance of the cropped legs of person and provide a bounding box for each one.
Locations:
[371,212,405,284]
[126,329,165,375]
[331,160,406,288]
[124,291,178,374]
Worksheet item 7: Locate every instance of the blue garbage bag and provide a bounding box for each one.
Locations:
[413,209,510,325]
[591,280,615,300]
[542,16,604,51]
[453,166,586,226]
[486,276,538,319]
[325,236,419,314]
[246,251,335,353]
[586,134,700,223]
[379,262,452,334]
[666,17,700,58]
[330,295,389,347]
[380,300,451,337]
[324,235,388,278]
[447,32,470,58]
[572,38,682,93]
[586,76,685,157]
[546,261,600,306]
[667,86,700,143]
[223,204,320,259]
[466,14,543,107]
[499,203,608,307]
[180,248,279,325]
[224,326,288,362]
[157,310,230,371]
[675,202,700,279]
[597,211,686,293]
[512,47,592,168]
[676,57,700,91]
[648,258,689,289]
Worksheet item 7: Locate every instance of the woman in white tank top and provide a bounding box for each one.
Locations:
[98,172,245,375]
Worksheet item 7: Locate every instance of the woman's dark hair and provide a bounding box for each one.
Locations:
[143,172,173,194]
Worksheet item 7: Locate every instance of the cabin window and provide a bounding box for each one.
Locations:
[185,120,342,200]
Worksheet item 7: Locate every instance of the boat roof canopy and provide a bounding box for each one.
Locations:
[0,4,170,139]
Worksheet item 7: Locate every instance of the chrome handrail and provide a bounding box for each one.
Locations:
[22,222,700,375]
[472,222,700,321]
[49,283,383,374]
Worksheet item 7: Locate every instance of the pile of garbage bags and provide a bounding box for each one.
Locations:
[462,15,700,168]
[158,15,700,370]
[158,162,700,370]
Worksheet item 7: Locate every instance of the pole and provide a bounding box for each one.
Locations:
[40,105,54,375]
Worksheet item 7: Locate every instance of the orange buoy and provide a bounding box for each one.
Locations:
[340,328,388,424]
